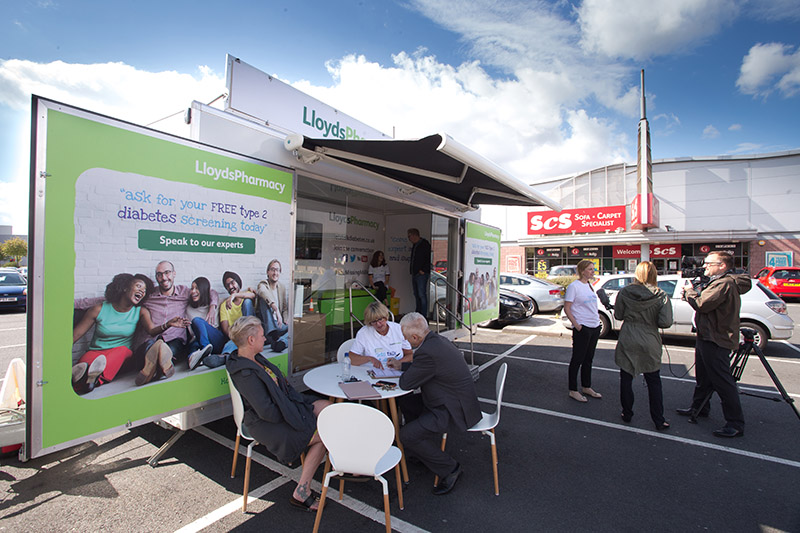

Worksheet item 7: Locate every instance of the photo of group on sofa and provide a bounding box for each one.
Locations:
[71,258,290,398]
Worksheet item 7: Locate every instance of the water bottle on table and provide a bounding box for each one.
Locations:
[341,353,351,381]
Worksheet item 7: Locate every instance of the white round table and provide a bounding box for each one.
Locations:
[304,363,411,482]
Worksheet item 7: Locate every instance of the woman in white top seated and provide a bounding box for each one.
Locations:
[368,250,391,304]
[348,302,412,369]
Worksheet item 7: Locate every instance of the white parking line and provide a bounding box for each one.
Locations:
[780,340,800,354]
[490,398,800,470]
[487,352,800,400]
[191,426,428,533]
[477,333,538,372]
[0,344,25,350]
[175,477,286,533]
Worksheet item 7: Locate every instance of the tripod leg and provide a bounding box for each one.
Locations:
[690,392,713,424]
[752,345,800,421]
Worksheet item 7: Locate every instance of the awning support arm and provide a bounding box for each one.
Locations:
[313,145,464,184]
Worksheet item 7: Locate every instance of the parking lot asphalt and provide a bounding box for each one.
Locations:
[2,312,800,532]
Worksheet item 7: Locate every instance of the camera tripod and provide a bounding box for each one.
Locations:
[689,328,800,423]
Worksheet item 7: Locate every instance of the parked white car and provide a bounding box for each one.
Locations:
[561,274,794,350]
[499,273,564,313]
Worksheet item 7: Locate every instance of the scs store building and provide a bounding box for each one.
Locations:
[485,149,800,277]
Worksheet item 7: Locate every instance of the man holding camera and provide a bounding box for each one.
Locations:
[679,251,751,437]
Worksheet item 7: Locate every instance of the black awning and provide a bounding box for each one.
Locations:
[285,133,561,210]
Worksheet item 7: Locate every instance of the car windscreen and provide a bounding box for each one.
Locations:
[773,269,800,280]
[0,273,25,285]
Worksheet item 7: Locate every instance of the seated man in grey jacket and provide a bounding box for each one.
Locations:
[388,312,481,495]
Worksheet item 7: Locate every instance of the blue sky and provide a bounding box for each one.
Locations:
[2,0,800,234]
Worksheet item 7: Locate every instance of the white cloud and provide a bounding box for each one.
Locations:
[295,52,630,182]
[729,142,763,154]
[653,113,681,136]
[746,0,800,21]
[728,123,742,131]
[736,42,800,97]
[407,0,638,117]
[702,124,720,139]
[577,0,739,60]
[0,59,225,233]
[0,59,225,122]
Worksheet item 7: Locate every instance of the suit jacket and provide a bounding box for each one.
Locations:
[399,331,482,433]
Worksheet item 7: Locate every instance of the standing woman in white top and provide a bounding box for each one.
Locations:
[368,250,391,304]
[563,260,603,402]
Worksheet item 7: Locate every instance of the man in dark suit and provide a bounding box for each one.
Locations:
[388,312,481,495]
[407,228,431,315]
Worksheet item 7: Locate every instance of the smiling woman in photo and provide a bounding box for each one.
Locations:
[71,273,179,394]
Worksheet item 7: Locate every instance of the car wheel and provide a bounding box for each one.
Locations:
[530,299,539,315]
[740,322,768,351]
[437,299,447,321]
[598,313,611,338]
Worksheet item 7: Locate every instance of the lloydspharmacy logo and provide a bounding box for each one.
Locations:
[302,106,364,139]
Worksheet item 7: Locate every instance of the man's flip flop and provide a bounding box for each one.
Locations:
[289,494,318,512]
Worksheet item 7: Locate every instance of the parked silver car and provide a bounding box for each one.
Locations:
[547,265,577,279]
[499,273,564,313]
[561,274,794,350]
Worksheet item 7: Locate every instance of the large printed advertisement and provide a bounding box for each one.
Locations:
[29,98,294,458]
[463,221,500,324]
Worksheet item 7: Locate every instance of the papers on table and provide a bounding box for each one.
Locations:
[338,381,382,400]
[367,367,403,378]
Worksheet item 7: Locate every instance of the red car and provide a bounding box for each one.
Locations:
[755,266,800,300]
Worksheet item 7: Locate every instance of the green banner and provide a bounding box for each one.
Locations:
[463,220,501,324]
[138,230,256,254]
[33,99,294,455]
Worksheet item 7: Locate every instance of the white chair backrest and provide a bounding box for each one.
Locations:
[225,369,246,433]
[336,338,356,363]
[317,403,394,475]
[488,362,508,427]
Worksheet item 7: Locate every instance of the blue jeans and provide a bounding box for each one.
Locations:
[241,298,255,318]
[257,298,289,346]
[215,298,257,363]
[412,272,429,315]
[188,318,226,353]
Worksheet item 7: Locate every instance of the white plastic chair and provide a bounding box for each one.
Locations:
[437,362,508,495]
[312,403,404,533]
[225,369,258,512]
[336,338,355,363]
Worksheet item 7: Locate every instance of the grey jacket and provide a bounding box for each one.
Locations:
[614,283,673,376]
[399,331,482,433]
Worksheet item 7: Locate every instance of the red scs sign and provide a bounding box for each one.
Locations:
[528,206,626,235]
